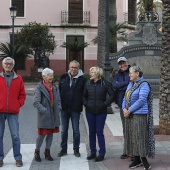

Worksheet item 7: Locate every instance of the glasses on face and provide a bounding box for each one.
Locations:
[70,66,78,70]
[4,63,14,66]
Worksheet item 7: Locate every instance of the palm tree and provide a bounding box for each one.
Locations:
[97,0,106,68]
[93,22,135,53]
[159,0,170,135]
[61,41,89,61]
[0,42,31,71]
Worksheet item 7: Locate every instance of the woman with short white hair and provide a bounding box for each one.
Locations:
[33,68,61,162]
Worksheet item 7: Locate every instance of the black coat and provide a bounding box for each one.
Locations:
[83,78,115,115]
[59,73,87,112]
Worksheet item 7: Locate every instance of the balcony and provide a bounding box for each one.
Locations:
[61,11,90,26]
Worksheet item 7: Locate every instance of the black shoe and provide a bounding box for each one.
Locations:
[74,150,80,157]
[58,149,67,157]
[0,160,3,167]
[129,156,143,169]
[141,157,151,170]
[120,154,130,159]
[87,154,96,160]
[131,155,135,161]
[94,155,104,162]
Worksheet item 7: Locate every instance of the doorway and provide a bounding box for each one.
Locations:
[66,35,84,71]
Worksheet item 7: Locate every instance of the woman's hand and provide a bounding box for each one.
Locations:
[123,108,131,118]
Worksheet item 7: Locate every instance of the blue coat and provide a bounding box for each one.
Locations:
[122,77,150,114]
[112,66,130,107]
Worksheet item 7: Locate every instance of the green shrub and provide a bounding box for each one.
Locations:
[84,73,90,80]
[22,75,41,82]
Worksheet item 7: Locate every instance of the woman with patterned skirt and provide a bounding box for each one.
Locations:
[122,66,155,170]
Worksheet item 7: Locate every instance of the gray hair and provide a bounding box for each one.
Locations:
[42,68,54,77]
[69,60,80,68]
[2,57,15,65]
[129,66,143,77]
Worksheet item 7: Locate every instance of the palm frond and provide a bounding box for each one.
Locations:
[61,41,89,52]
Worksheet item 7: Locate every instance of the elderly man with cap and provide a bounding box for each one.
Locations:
[112,56,131,159]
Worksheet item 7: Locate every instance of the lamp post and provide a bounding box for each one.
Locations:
[9,6,17,59]
[104,0,111,81]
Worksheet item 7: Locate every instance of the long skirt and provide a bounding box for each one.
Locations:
[124,114,148,157]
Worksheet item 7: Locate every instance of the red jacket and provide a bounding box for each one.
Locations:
[0,71,26,114]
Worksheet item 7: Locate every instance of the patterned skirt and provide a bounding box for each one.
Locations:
[124,114,148,157]
[38,127,59,135]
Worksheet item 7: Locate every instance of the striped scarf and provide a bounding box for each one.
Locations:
[125,80,155,158]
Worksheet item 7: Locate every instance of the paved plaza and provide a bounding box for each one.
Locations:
[1,83,170,170]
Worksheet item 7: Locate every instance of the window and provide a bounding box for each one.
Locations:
[69,0,83,23]
[12,0,24,17]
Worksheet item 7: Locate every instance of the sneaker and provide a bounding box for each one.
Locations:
[87,154,96,160]
[129,157,143,169]
[131,155,135,161]
[143,160,151,170]
[16,160,23,167]
[58,149,67,157]
[141,157,151,170]
[0,160,3,167]
[74,150,80,157]
[120,154,130,159]
[94,155,104,162]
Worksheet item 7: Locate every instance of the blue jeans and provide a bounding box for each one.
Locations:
[86,112,107,156]
[60,109,80,150]
[0,113,22,160]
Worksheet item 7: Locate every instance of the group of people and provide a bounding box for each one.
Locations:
[0,57,155,170]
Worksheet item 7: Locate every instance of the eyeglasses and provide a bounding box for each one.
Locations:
[4,63,14,66]
[70,67,78,70]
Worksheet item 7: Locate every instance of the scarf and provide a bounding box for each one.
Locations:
[43,80,54,107]
[125,80,155,158]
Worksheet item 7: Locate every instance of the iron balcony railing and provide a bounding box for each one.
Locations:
[61,11,90,25]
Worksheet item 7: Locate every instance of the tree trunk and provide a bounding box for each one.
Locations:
[128,0,137,25]
[97,0,117,68]
[159,0,170,134]
[97,0,106,68]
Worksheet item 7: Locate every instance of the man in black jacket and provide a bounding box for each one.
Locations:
[58,60,87,157]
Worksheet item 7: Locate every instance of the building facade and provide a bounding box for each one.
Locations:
[0,0,127,75]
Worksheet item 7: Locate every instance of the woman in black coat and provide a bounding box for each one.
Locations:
[83,66,115,162]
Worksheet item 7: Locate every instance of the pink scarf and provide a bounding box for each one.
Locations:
[43,80,54,107]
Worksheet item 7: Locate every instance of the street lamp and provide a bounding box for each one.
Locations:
[9,6,17,59]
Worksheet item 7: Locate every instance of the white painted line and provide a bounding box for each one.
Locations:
[59,143,89,170]
[1,144,35,170]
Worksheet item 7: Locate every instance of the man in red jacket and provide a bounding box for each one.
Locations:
[0,57,26,167]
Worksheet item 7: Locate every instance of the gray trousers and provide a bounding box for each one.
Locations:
[36,134,53,150]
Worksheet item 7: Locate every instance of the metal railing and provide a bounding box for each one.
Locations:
[61,11,90,24]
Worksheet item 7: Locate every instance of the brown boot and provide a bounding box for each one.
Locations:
[44,149,53,161]
[34,149,41,162]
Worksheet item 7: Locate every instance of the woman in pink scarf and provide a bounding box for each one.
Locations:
[33,68,61,162]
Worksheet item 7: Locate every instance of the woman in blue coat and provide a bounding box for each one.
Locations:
[122,66,155,170]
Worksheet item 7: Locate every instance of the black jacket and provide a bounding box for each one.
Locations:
[59,72,87,112]
[83,78,115,115]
